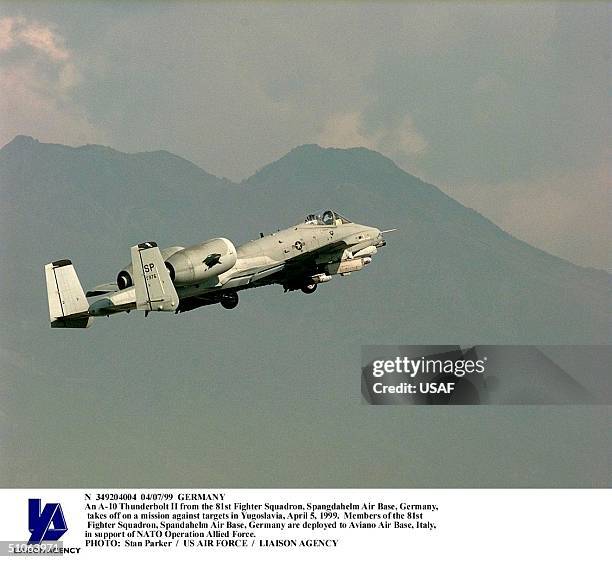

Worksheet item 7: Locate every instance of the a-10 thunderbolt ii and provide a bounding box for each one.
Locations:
[44,209,393,328]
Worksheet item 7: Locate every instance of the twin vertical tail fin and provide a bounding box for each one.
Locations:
[44,260,92,328]
[131,242,179,312]
[44,242,179,328]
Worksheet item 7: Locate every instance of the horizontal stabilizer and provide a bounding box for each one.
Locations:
[51,316,93,328]
[44,259,91,328]
[131,242,179,312]
[86,282,118,297]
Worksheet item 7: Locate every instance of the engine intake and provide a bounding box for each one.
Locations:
[116,246,185,290]
[117,270,132,290]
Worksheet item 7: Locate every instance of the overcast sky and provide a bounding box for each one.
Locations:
[0,2,608,268]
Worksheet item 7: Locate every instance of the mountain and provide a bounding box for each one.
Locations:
[0,136,609,488]
[242,143,608,344]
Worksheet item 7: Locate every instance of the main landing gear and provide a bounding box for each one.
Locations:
[301,282,317,294]
[220,291,239,309]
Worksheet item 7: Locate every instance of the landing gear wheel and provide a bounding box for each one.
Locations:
[220,292,239,309]
[301,283,317,294]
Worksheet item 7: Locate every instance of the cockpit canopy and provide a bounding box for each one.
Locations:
[304,209,352,226]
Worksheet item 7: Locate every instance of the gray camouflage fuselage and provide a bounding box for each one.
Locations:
[46,210,390,326]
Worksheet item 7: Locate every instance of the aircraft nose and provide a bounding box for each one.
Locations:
[375,229,386,247]
[377,227,397,247]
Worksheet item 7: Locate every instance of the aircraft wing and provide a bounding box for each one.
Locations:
[222,238,350,290]
[222,264,286,290]
[177,236,357,313]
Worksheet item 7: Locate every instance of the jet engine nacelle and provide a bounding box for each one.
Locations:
[164,237,237,286]
[117,246,184,290]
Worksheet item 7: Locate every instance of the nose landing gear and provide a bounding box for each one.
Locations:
[220,291,239,309]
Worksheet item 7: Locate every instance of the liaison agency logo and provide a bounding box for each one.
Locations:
[28,499,68,544]
[0,498,80,556]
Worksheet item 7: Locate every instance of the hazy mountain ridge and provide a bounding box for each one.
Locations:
[1,135,231,195]
[0,135,604,277]
[0,135,609,488]
[244,142,607,281]
[1,135,607,289]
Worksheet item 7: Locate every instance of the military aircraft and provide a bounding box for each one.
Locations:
[44,210,393,328]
